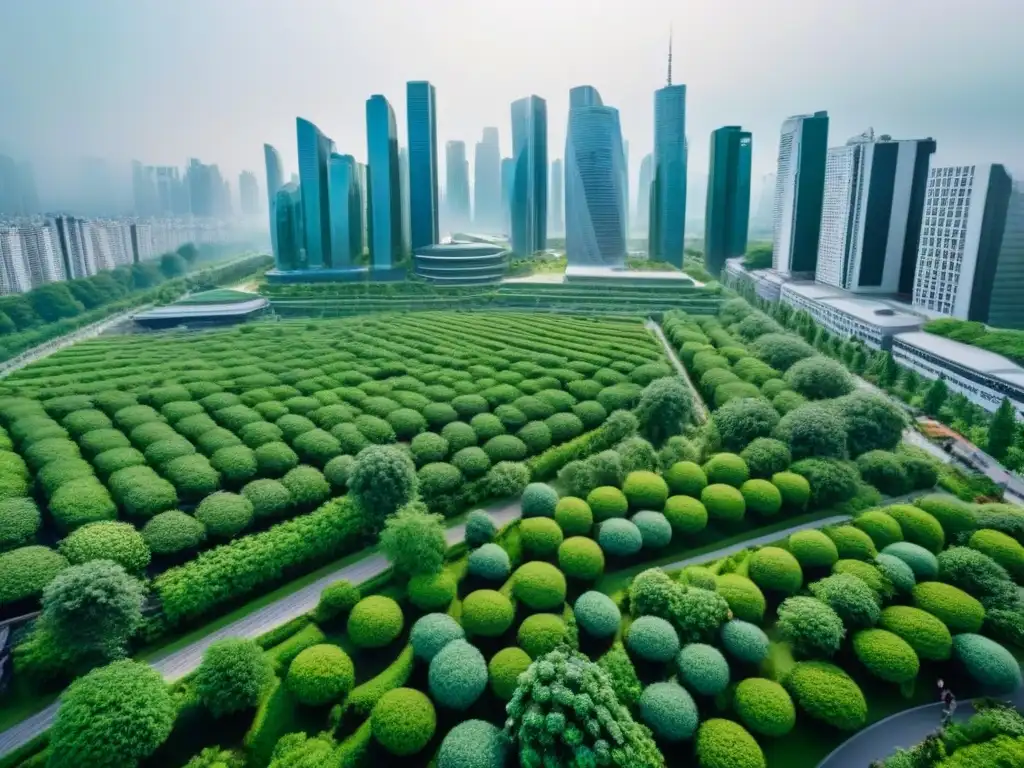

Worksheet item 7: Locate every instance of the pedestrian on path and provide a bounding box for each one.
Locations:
[937,679,956,726]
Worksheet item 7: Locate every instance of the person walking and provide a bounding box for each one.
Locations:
[937,679,957,726]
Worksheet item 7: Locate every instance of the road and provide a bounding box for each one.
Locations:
[0,500,522,758]
[645,319,709,423]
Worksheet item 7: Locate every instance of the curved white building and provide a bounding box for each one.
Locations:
[565,85,627,267]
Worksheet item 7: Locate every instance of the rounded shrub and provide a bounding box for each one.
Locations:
[626,615,680,662]
[663,495,708,536]
[856,451,910,496]
[695,719,766,768]
[512,561,567,611]
[487,647,531,702]
[969,529,1024,581]
[712,398,781,453]
[701,484,746,523]
[144,437,196,468]
[461,589,514,637]
[622,471,669,510]
[748,546,803,595]
[639,682,699,742]
[852,628,919,684]
[141,511,206,556]
[784,661,867,731]
[280,465,330,509]
[884,505,945,553]
[716,574,766,623]
[78,428,131,459]
[409,432,449,467]
[286,644,355,706]
[50,478,117,531]
[720,619,770,664]
[952,634,1022,693]
[874,553,916,594]
[517,613,567,658]
[314,579,360,624]
[825,525,878,561]
[347,595,404,648]
[881,541,939,581]
[676,642,730,696]
[521,482,558,518]
[632,510,673,549]
[740,479,783,517]
[741,438,792,479]
[703,453,750,488]
[573,591,621,638]
[878,605,952,661]
[239,421,284,449]
[408,571,458,612]
[598,518,644,557]
[241,479,292,520]
[557,536,605,581]
[486,461,530,498]
[108,466,178,519]
[0,497,41,551]
[451,447,491,479]
[58,520,150,572]
[587,486,628,521]
[411,613,465,662]
[853,510,904,550]
[554,497,593,536]
[436,719,508,768]
[429,639,488,710]
[418,462,462,497]
[253,441,299,478]
[773,404,848,460]
[771,471,811,511]
[467,543,512,581]
[0,545,68,606]
[734,678,796,738]
[914,495,977,537]
[209,445,258,487]
[912,582,985,633]
[937,546,1012,599]
[809,573,881,629]
[482,434,528,463]
[163,455,221,501]
[371,687,436,756]
[464,509,497,548]
[664,461,707,498]
[195,492,254,539]
[787,529,839,569]
[521,516,564,559]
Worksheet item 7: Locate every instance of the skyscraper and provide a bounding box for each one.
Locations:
[132,161,158,218]
[264,144,285,263]
[913,165,1023,328]
[550,159,564,235]
[407,81,439,250]
[239,171,260,215]
[0,227,30,295]
[622,140,630,233]
[815,130,935,294]
[328,153,362,268]
[20,224,66,285]
[296,117,333,268]
[770,111,829,275]
[511,95,548,255]
[367,94,403,269]
[51,215,97,278]
[704,126,752,275]
[445,140,471,232]
[398,148,411,253]
[565,86,627,266]
[474,127,501,233]
[274,182,303,270]
[650,37,687,267]
[637,153,653,234]
[501,157,514,235]
[755,172,776,230]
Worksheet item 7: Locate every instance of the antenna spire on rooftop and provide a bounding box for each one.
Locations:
[667,26,673,86]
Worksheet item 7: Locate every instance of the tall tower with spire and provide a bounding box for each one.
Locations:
[649,31,687,266]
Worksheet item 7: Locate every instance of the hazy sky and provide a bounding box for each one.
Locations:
[2,0,1022,208]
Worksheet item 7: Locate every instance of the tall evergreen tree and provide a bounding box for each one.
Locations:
[922,378,949,417]
[987,398,1017,460]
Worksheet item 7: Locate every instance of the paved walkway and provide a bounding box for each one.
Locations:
[645,319,709,423]
[817,686,1024,767]
[0,500,521,758]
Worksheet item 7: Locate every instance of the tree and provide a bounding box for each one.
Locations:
[68,280,104,309]
[159,252,189,279]
[635,377,694,447]
[773,403,848,460]
[742,243,773,270]
[901,369,922,399]
[712,397,780,452]
[28,283,84,322]
[878,352,901,388]
[0,311,15,335]
[48,660,175,768]
[0,295,39,330]
[177,242,200,265]
[41,560,145,665]
[831,391,906,457]
[987,398,1017,460]
[379,501,446,577]
[347,445,418,534]
[784,357,855,400]
[130,262,163,289]
[849,350,867,374]
[921,378,949,417]
[194,638,274,717]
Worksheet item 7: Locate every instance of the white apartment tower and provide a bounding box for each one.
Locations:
[771,111,829,275]
[20,224,66,286]
[0,228,31,294]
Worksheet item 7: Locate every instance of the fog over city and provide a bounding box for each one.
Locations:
[1,0,1021,214]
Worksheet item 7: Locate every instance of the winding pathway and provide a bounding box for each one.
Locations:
[645,319,709,423]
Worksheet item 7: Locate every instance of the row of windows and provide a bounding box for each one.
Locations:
[893,341,1024,409]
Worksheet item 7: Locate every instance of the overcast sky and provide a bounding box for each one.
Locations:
[1,0,1021,208]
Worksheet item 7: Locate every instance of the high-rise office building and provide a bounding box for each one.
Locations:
[445,140,471,232]
[358,162,370,256]
[704,126,753,275]
[622,139,630,232]
[264,144,285,263]
[650,39,687,267]
[0,228,30,295]
[407,81,439,250]
[328,154,362,268]
[239,171,260,215]
[474,128,501,233]
[398,148,411,252]
[296,118,334,269]
[913,165,1024,328]
[501,157,514,235]
[755,172,776,231]
[153,167,179,216]
[511,95,548,255]
[565,86,626,266]
[815,130,936,294]
[550,159,564,235]
[367,94,403,269]
[637,153,653,235]
[132,161,158,217]
[771,111,829,275]
[274,182,303,270]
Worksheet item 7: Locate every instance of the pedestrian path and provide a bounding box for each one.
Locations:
[645,319,709,423]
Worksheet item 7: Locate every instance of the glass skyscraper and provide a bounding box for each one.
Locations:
[263,144,284,265]
[407,81,439,250]
[550,159,563,235]
[650,84,687,267]
[771,111,829,275]
[274,182,303,270]
[474,127,501,233]
[510,95,548,256]
[328,153,363,268]
[445,140,471,232]
[565,86,627,266]
[704,126,752,275]
[501,157,514,235]
[296,118,333,269]
[366,94,403,269]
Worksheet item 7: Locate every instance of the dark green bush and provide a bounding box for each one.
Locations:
[142,511,206,556]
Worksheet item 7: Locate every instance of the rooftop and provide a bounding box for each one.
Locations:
[133,296,269,324]
[565,265,694,283]
[782,281,926,329]
[895,331,1024,383]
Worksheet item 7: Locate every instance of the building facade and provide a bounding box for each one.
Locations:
[564,86,626,266]
[0,228,30,295]
[473,127,501,234]
[264,144,285,263]
[407,81,439,250]
[912,164,1020,327]
[296,117,334,269]
[550,159,564,236]
[815,131,936,294]
[239,171,260,216]
[637,153,653,235]
[501,157,514,235]
[650,84,687,267]
[20,224,66,285]
[445,140,471,233]
[770,111,829,275]
[328,154,363,268]
[274,182,304,270]
[510,95,548,255]
[367,94,403,269]
[704,126,752,275]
